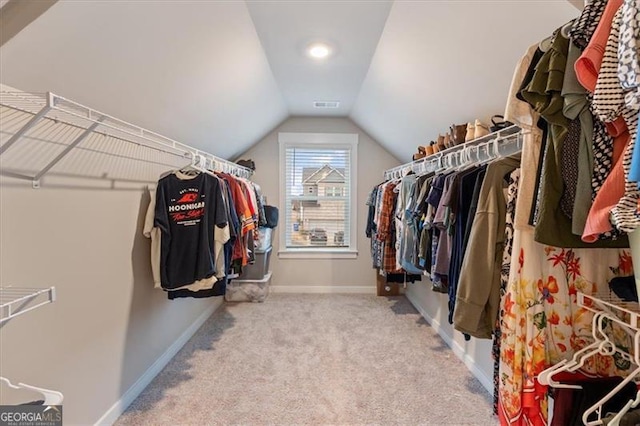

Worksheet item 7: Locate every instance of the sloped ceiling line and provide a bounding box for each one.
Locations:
[350,1,581,161]
[1,0,583,163]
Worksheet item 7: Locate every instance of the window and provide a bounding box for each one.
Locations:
[279,132,358,258]
[325,187,343,197]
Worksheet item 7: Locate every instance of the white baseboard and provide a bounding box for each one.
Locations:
[270,285,376,294]
[405,290,493,394]
[94,300,222,425]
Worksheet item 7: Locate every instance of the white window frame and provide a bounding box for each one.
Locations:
[278,132,358,259]
[325,186,343,197]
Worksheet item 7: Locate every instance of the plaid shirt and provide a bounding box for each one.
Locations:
[377,182,402,273]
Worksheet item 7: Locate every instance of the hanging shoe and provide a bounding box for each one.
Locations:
[465,122,475,142]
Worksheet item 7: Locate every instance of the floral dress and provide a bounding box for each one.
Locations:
[498,233,633,425]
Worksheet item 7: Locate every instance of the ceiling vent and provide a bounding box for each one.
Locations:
[313,101,340,109]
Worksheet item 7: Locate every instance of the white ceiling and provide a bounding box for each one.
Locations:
[0,0,580,163]
[0,0,288,160]
[351,1,579,160]
[247,0,392,116]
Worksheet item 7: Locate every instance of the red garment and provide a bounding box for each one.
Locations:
[498,379,547,426]
[218,173,255,266]
[574,0,623,92]
[376,182,402,273]
[582,131,630,242]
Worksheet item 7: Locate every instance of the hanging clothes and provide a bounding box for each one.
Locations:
[453,156,521,339]
[143,166,261,299]
[496,4,637,423]
[448,166,486,323]
[154,171,228,289]
[562,38,594,236]
[492,167,520,414]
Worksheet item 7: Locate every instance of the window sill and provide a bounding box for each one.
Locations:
[278,249,358,260]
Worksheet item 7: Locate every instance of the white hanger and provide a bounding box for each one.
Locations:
[0,376,63,405]
[179,153,206,175]
[581,330,640,425]
[608,389,640,426]
[454,145,477,172]
[537,359,583,390]
[561,19,574,38]
[538,312,610,389]
[566,313,616,373]
[582,330,640,426]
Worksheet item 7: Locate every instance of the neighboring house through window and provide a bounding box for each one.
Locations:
[279,132,358,258]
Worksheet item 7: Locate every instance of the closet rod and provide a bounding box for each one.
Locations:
[384,125,521,181]
[0,90,254,187]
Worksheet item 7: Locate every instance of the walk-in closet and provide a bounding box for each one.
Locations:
[1,0,639,425]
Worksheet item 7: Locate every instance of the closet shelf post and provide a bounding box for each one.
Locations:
[32,119,103,186]
[0,103,51,156]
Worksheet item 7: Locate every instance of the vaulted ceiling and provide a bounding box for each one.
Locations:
[0,0,579,162]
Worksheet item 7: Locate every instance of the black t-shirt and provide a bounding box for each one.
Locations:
[155,172,228,289]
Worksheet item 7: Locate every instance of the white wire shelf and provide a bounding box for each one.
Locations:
[0,287,56,325]
[0,88,253,187]
[384,125,522,181]
[578,292,640,331]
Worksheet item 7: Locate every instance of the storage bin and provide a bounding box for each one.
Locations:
[239,246,272,280]
[225,272,271,303]
[255,227,273,252]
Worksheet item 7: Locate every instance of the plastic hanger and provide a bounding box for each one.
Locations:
[538,312,610,388]
[581,330,640,425]
[179,153,206,176]
[537,358,583,389]
[539,34,553,52]
[560,19,574,38]
[0,376,63,405]
[567,313,616,372]
[608,389,640,426]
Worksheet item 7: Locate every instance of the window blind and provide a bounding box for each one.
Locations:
[284,146,352,249]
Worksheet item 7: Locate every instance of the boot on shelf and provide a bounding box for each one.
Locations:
[425,143,435,156]
[443,132,452,149]
[465,122,475,142]
[451,123,467,145]
[474,119,490,139]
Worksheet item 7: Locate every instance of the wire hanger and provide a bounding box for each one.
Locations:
[0,376,63,405]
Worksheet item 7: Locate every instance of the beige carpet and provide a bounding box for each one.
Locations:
[116,294,495,425]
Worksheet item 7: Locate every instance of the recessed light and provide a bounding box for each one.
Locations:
[307,43,331,59]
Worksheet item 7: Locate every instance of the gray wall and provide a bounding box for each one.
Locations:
[0,179,222,425]
[238,117,400,292]
[405,280,494,393]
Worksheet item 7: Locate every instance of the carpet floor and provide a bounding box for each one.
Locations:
[116,294,495,425]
